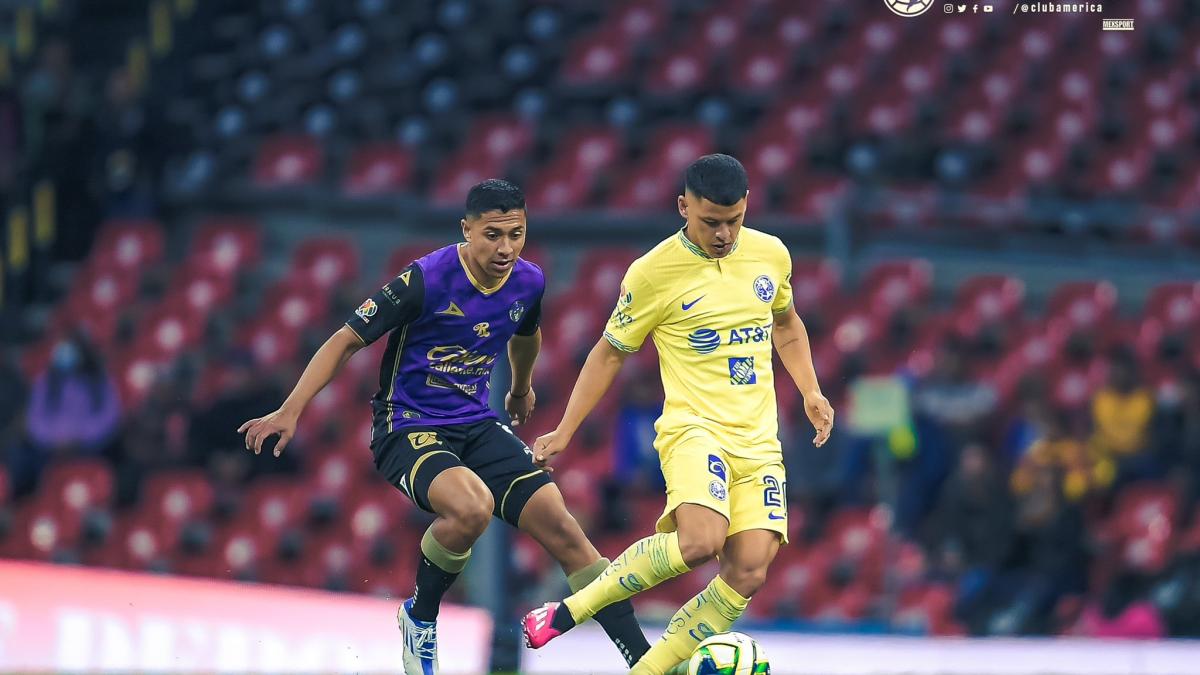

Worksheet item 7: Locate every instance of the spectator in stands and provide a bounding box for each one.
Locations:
[1002,380,1050,466]
[1000,463,1088,635]
[1011,408,1093,502]
[14,334,119,496]
[913,337,997,445]
[1090,346,1157,486]
[189,351,289,482]
[932,443,1015,632]
[92,67,157,218]
[1154,372,1200,509]
[612,376,663,490]
[1073,572,1165,639]
[113,366,193,506]
[0,347,29,470]
[22,36,98,260]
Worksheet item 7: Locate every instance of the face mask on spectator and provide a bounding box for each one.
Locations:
[51,341,80,371]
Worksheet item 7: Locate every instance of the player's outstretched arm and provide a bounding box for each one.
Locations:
[533,337,628,468]
[239,326,365,456]
[507,328,541,426]
[773,306,834,447]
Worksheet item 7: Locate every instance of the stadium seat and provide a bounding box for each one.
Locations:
[39,459,115,514]
[291,237,360,290]
[91,219,166,271]
[192,217,264,276]
[342,143,413,196]
[142,470,216,529]
[560,26,633,86]
[1046,281,1119,329]
[253,135,323,187]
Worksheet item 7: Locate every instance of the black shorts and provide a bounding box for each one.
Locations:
[370,418,553,527]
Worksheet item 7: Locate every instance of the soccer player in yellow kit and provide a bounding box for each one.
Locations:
[522,154,834,674]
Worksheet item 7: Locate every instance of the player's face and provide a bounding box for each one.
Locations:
[678,191,748,258]
[461,208,527,280]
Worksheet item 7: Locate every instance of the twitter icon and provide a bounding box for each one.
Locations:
[957,4,966,11]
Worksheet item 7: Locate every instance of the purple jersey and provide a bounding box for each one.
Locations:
[344,244,544,441]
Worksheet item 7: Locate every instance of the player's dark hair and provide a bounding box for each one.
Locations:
[465,179,526,218]
[684,154,749,206]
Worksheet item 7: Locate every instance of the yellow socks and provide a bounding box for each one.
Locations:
[562,531,690,623]
[566,557,611,592]
[631,575,750,675]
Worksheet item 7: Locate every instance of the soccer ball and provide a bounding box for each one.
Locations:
[687,631,769,675]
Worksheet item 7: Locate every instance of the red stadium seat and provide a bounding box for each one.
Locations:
[343,482,406,544]
[576,247,641,303]
[142,469,215,527]
[166,264,236,319]
[342,143,413,196]
[955,275,1026,325]
[210,524,268,579]
[305,240,358,299]
[192,217,263,276]
[741,129,800,189]
[1145,282,1200,330]
[464,114,534,169]
[254,135,323,187]
[607,0,669,45]
[112,351,167,408]
[134,303,206,359]
[92,219,165,271]
[560,27,633,86]
[644,42,713,96]
[384,241,441,280]
[260,276,331,330]
[558,126,624,179]
[525,159,594,213]
[39,459,114,514]
[790,257,841,314]
[430,155,501,208]
[5,503,75,561]
[237,319,303,369]
[1046,281,1118,329]
[241,478,310,542]
[784,175,849,222]
[606,162,675,212]
[644,124,714,176]
[110,512,171,570]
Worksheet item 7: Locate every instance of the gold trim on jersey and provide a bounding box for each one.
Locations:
[457,243,511,295]
[385,323,410,430]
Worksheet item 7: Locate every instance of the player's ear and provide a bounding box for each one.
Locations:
[461,218,470,241]
[677,194,688,220]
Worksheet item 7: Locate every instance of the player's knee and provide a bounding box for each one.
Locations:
[444,487,494,537]
[677,530,723,568]
[722,563,769,597]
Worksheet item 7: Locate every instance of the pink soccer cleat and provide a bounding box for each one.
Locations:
[522,602,565,649]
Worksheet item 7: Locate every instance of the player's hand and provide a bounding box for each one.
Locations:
[238,408,298,457]
[532,429,569,471]
[506,387,536,427]
[804,391,835,447]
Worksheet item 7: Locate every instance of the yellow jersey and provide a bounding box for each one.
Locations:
[603,226,793,458]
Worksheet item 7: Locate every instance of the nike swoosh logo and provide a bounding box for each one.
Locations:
[682,295,705,311]
[768,511,786,520]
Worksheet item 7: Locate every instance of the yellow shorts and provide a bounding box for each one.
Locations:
[655,432,789,545]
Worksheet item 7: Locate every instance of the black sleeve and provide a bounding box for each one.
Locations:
[345,265,424,345]
[514,293,543,336]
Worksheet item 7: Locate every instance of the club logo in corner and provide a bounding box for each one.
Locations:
[509,300,526,323]
[709,480,728,502]
[883,0,935,16]
[753,275,776,303]
[618,284,633,307]
[707,454,727,482]
[355,298,378,322]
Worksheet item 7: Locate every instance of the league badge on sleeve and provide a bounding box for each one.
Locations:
[753,275,776,303]
[509,300,526,323]
[355,298,378,323]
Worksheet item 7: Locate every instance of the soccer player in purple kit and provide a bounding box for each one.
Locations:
[239,180,649,675]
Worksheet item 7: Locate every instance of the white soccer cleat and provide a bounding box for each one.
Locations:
[397,597,439,675]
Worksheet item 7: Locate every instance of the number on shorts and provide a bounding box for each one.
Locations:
[763,475,786,508]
